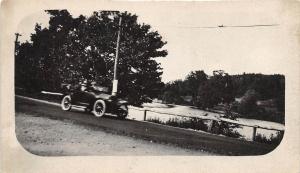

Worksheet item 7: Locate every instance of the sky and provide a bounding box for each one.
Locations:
[16,2,287,83]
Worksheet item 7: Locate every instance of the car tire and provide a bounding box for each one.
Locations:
[92,99,106,117]
[61,95,72,111]
[117,105,128,120]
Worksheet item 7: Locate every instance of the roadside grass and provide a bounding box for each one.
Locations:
[147,117,208,131]
[255,131,284,145]
[218,122,242,138]
[147,117,282,145]
[166,117,208,131]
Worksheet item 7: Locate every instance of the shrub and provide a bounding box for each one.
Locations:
[165,117,208,131]
[255,131,284,145]
[218,104,242,138]
[237,89,259,115]
[219,122,242,138]
[147,117,164,124]
[146,117,208,131]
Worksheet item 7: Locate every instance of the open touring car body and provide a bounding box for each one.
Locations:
[60,84,128,119]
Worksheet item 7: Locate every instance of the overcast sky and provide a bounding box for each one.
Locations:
[17,2,286,83]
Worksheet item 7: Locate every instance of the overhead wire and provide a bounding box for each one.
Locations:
[153,24,279,29]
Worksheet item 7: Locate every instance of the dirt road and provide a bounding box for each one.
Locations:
[16,112,214,156]
[15,96,275,155]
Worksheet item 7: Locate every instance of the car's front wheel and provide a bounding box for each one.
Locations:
[92,99,106,117]
[61,95,72,111]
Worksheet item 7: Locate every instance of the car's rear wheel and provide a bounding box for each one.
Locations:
[117,105,128,119]
[61,95,72,111]
[92,99,106,117]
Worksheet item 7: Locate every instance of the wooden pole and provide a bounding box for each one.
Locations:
[15,33,21,43]
[15,33,21,55]
[112,16,122,96]
[252,126,257,141]
[143,110,147,121]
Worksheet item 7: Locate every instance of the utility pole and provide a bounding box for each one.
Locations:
[15,33,22,55]
[112,16,122,96]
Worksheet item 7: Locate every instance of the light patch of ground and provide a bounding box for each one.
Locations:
[15,112,214,156]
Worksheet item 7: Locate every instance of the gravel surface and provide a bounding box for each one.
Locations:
[15,112,214,156]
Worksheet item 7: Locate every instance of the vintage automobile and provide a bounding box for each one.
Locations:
[60,83,128,119]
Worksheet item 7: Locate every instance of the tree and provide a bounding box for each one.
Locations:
[185,70,208,104]
[15,10,168,105]
[196,70,235,109]
[162,80,186,104]
[231,73,285,114]
[237,89,259,116]
[15,42,42,92]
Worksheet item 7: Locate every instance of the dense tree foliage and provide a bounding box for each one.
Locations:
[161,70,284,123]
[162,80,185,104]
[231,73,285,112]
[15,10,167,105]
[162,71,208,105]
[197,70,234,109]
[237,89,260,115]
[185,70,208,104]
[15,42,42,92]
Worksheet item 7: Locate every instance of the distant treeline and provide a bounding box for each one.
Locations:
[159,70,284,123]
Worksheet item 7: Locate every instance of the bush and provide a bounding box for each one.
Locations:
[165,117,208,131]
[147,117,164,124]
[219,122,242,138]
[237,89,259,115]
[216,104,242,138]
[209,121,242,138]
[146,112,242,140]
[255,131,284,145]
[147,117,208,131]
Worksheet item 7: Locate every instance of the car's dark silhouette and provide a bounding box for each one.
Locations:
[60,83,128,119]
